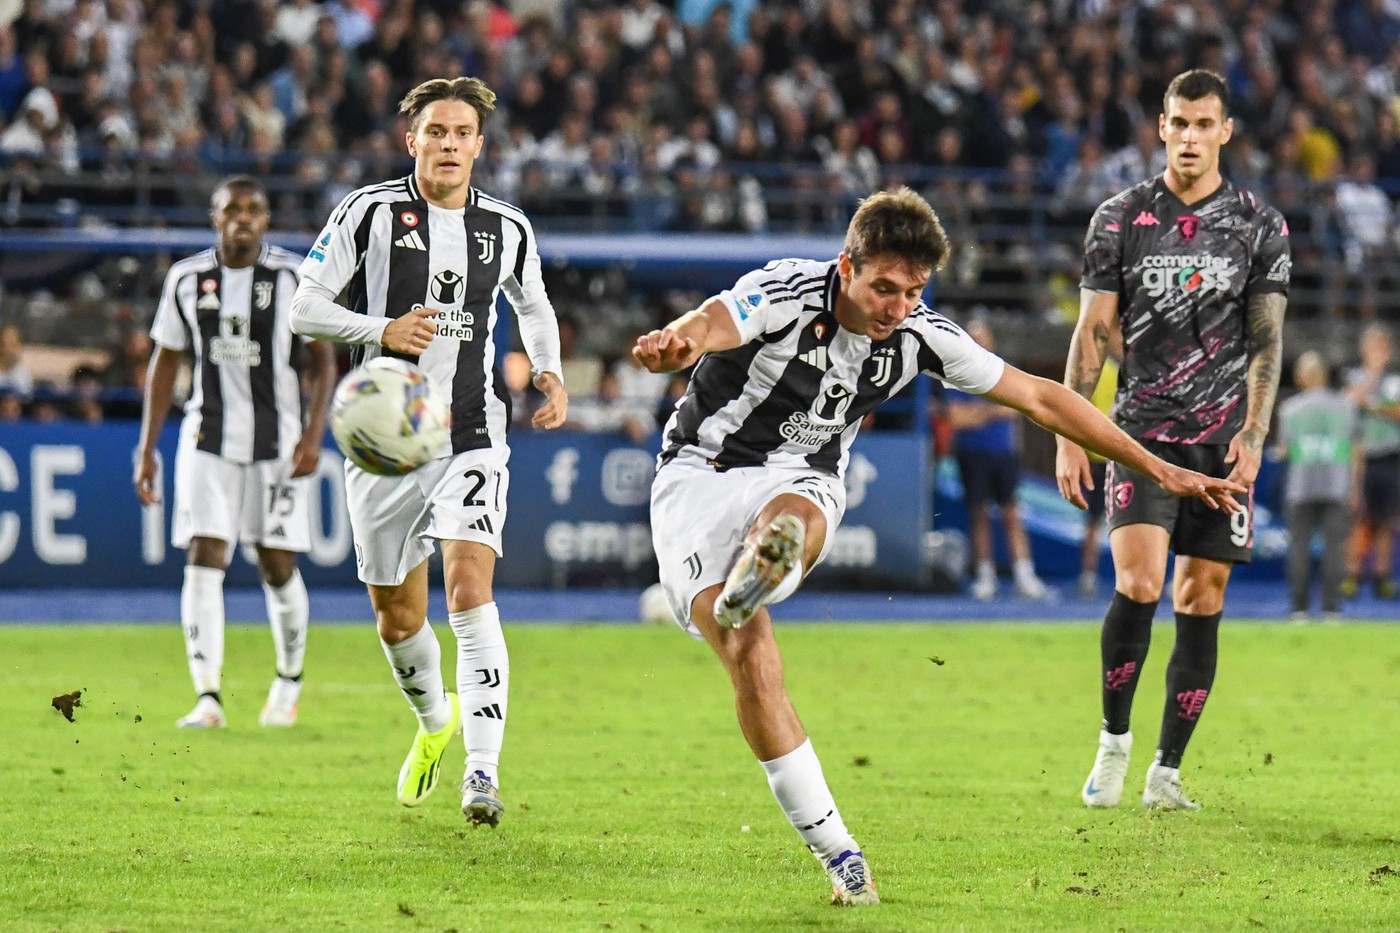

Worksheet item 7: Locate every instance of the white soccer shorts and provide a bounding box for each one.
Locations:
[649,456,845,638]
[171,436,312,555]
[345,446,510,586]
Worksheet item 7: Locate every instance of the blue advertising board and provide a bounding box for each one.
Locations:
[0,424,930,590]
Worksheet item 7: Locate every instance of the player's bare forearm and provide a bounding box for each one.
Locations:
[1064,290,1117,400]
[303,339,337,436]
[1240,291,1287,451]
[134,347,183,504]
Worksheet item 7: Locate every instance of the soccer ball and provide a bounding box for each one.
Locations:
[639,583,675,625]
[330,358,451,476]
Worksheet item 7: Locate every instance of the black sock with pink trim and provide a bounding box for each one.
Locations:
[1100,592,1156,734]
[1156,610,1221,768]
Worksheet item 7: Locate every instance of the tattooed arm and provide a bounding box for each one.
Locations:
[1226,291,1287,485]
[1055,288,1120,508]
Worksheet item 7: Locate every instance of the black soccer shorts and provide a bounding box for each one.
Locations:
[1104,440,1253,564]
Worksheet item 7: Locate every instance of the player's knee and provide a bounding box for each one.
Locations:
[726,637,784,694]
[1116,574,1165,603]
[187,537,226,569]
[258,550,297,587]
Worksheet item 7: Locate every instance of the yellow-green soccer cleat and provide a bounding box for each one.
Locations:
[396,692,461,807]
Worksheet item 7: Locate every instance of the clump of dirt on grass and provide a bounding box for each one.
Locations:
[51,689,84,723]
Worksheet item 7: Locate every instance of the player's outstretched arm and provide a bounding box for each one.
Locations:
[1226,291,1286,485]
[632,298,743,373]
[1055,288,1119,507]
[983,366,1245,512]
[133,346,184,506]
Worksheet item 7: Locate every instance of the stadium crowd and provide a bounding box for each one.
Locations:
[3,0,1400,412]
[0,0,1398,238]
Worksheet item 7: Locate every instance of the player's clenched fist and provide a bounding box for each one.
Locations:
[633,328,701,373]
[381,306,440,354]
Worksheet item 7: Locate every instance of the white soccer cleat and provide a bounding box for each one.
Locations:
[713,514,804,629]
[816,847,879,906]
[1143,762,1201,811]
[176,696,227,729]
[259,677,301,727]
[1082,729,1131,807]
[461,770,504,828]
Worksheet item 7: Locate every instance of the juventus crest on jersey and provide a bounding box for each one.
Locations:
[660,258,1006,478]
[150,244,307,464]
[297,175,560,455]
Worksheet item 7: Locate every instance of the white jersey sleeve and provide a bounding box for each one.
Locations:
[150,262,190,351]
[499,212,562,378]
[291,193,390,346]
[713,260,827,344]
[910,312,1006,394]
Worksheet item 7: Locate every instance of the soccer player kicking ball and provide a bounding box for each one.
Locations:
[634,187,1245,905]
[1058,70,1288,812]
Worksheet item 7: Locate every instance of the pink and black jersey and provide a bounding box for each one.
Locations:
[1081,177,1290,444]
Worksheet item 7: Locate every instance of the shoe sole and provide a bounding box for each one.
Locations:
[831,887,880,906]
[463,796,503,827]
[717,516,803,628]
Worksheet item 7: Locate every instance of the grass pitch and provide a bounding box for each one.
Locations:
[1,620,1397,932]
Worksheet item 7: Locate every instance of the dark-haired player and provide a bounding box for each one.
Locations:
[1057,69,1289,810]
[135,175,337,729]
[635,187,1244,904]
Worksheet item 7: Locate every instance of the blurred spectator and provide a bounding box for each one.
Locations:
[556,315,604,401]
[101,327,153,419]
[0,386,22,422]
[1334,152,1393,275]
[67,363,105,424]
[0,323,33,397]
[1344,324,1400,599]
[941,320,1050,602]
[1278,352,1359,620]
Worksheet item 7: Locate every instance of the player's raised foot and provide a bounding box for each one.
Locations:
[396,692,461,807]
[176,695,227,729]
[461,770,504,828]
[1082,729,1131,807]
[259,676,301,727]
[1142,762,1201,811]
[714,514,804,629]
[816,847,879,906]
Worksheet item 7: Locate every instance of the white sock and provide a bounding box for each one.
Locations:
[262,569,308,679]
[381,623,451,732]
[449,602,509,787]
[181,565,225,696]
[977,560,996,582]
[1014,557,1039,582]
[760,738,855,859]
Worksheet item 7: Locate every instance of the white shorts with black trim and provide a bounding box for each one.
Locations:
[649,455,845,639]
[172,425,312,555]
[345,446,510,586]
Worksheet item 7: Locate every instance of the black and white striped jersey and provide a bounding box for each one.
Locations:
[294,175,561,455]
[659,258,1006,477]
[151,243,306,464]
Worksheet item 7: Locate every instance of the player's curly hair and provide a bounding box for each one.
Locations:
[399,77,498,131]
[1164,69,1230,118]
[843,187,951,274]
